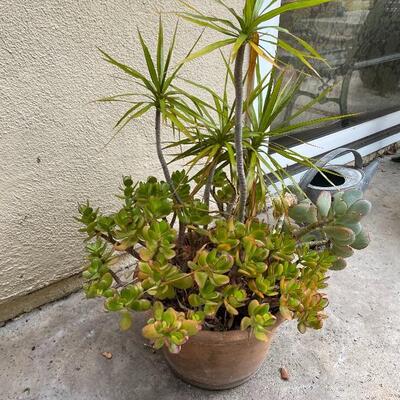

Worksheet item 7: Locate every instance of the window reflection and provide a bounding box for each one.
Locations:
[277,0,400,124]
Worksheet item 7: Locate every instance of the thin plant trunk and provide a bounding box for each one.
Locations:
[244,34,258,128]
[155,109,182,205]
[234,45,247,222]
[203,162,217,208]
[155,109,186,250]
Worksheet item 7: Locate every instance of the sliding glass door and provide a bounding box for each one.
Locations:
[265,0,400,175]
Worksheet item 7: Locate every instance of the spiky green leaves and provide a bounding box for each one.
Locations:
[142,302,201,353]
[240,300,276,341]
[178,0,328,71]
[98,19,197,136]
[171,170,191,203]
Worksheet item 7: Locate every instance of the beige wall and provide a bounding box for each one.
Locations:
[0,0,241,320]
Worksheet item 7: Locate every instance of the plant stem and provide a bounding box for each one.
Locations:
[234,45,247,222]
[245,33,258,128]
[294,220,330,239]
[177,220,186,260]
[203,162,217,208]
[109,269,123,287]
[298,239,330,248]
[155,109,182,204]
[99,233,141,259]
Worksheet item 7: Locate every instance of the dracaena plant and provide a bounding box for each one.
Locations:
[77,0,371,354]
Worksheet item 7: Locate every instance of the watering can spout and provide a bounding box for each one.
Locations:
[360,159,380,192]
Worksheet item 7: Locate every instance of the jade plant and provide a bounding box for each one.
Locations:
[77,0,371,354]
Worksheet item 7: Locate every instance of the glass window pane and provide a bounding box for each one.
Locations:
[276,0,400,127]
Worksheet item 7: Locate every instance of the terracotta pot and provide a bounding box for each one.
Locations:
[163,315,283,390]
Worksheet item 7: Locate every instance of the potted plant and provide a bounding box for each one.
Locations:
[77,0,371,390]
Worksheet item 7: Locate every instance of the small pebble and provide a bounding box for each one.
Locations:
[101,351,113,360]
[280,367,289,381]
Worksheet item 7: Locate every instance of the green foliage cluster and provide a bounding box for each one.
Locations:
[288,189,371,270]
[78,178,371,351]
[77,0,372,353]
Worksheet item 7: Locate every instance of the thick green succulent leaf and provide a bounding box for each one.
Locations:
[248,299,259,316]
[288,203,310,223]
[330,257,347,271]
[240,316,252,330]
[323,226,355,245]
[347,199,372,219]
[105,296,124,312]
[130,299,151,311]
[338,221,362,236]
[316,191,331,218]
[342,189,362,207]
[279,305,293,320]
[297,322,306,334]
[98,273,113,290]
[304,205,318,224]
[172,274,194,290]
[254,328,268,341]
[163,308,178,325]
[331,244,354,258]
[224,300,238,315]
[153,301,164,320]
[188,294,203,307]
[210,273,230,286]
[142,324,160,340]
[194,271,208,289]
[181,320,201,336]
[351,229,370,250]
[333,199,348,216]
[119,311,133,331]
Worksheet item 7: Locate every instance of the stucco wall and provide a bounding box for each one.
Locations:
[0,0,241,319]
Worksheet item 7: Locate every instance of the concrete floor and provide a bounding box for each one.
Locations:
[1,156,399,400]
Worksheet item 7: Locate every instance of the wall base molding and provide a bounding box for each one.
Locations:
[0,274,82,324]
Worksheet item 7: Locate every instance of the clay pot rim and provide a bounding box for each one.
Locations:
[187,313,284,344]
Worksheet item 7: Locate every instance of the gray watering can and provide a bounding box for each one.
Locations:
[299,148,380,203]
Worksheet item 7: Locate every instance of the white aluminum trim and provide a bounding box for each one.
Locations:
[273,129,400,189]
[269,110,400,169]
